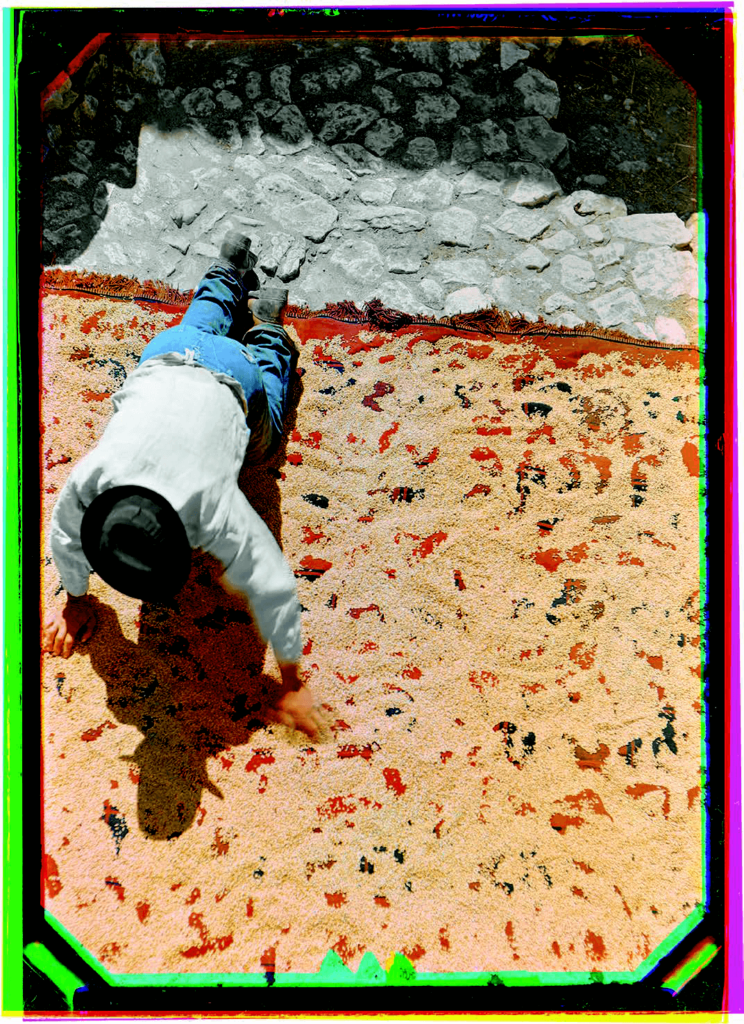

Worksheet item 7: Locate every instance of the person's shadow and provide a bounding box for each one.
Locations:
[84,366,305,841]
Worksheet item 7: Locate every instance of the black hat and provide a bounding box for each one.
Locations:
[80,486,191,602]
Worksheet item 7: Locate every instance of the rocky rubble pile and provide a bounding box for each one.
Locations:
[43,35,704,346]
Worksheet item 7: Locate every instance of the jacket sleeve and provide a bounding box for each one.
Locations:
[49,472,92,597]
[204,490,302,664]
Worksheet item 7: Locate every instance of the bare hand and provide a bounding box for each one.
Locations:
[42,595,97,659]
[271,684,323,739]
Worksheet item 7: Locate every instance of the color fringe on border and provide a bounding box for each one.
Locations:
[41,268,697,352]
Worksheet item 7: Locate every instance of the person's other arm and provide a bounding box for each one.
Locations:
[207,492,321,738]
[43,473,98,658]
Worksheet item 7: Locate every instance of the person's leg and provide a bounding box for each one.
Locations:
[180,232,258,337]
[243,321,298,459]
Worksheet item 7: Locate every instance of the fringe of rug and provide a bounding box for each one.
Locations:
[42,268,697,352]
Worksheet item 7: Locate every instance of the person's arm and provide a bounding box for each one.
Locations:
[43,474,98,657]
[207,492,320,737]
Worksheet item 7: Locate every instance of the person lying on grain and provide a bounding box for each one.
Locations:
[42,231,321,739]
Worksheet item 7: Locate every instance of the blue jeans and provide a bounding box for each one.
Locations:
[139,263,295,459]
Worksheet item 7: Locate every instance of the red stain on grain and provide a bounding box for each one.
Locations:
[466,343,493,359]
[185,888,201,906]
[325,892,347,907]
[585,931,606,961]
[286,452,303,466]
[69,345,92,360]
[440,751,453,764]
[470,446,502,466]
[80,720,117,742]
[681,441,699,476]
[80,310,106,334]
[401,665,421,680]
[532,548,564,573]
[374,896,390,907]
[301,526,328,544]
[552,941,561,958]
[566,542,589,563]
[80,390,112,402]
[687,785,701,809]
[246,899,254,917]
[411,531,447,559]
[403,943,427,962]
[136,902,149,923]
[573,743,610,772]
[569,643,596,670]
[337,744,375,761]
[245,750,275,774]
[626,783,670,818]
[317,796,356,819]
[42,854,62,898]
[383,767,406,796]
[378,422,399,452]
[464,483,491,498]
[211,829,230,856]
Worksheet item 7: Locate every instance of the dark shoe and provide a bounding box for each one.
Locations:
[219,231,257,275]
[248,286,289,325]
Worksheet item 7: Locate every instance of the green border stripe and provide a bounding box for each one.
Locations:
[3,7,23,1015]
[23,943,85,1010]
[46,905,704,989]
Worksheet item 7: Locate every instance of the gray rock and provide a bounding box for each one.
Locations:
[572,191,627,218]
[256,98,281,119]
[245,72,262,100]
[79,95,99,119]
[617,159,649,173]
[295,153,352,200]
[419,277,445,308]
[582,224,605,243]
[115,140,138,165]
[540,229,578,252]
[397,169,454,209]
[553,312,586,328]
[451,127,482,165]
[164,232,190,254]
[414,92,460,128]
[583,174,608,187]
[448,73,496,117]
[271,104,309,144]
[183,88,216,118]
[514,116,568,164]
[429,207,479,247]
[502,163,561,207]
[472,160,507,182]
[270,65,292,104]
[330,238,385,282]
[631,248,698,299]
[501,41,530,71]
[449,40,482,68]
[375,67,403,82]
[587,286,646,327]
[457,170,504,197]
[171,197,208,228]
[92,182,109,218]
[259,233,306,281]
[397,72,443,88]
[69,149,93,175]
[601,267,627,287]
[391,39,442,70]
[495,207,550,241]
[591,241,625,268]
[234,154,264,179]
[357,178,398,204]
[331,143,383,175]
[316,103,379,143]
[299,73,322,97]
[403,137,439,170]
[43,222,85,253]
[276,198,338,242]
[49,172,89,191]
[43,74,78,113]
[127,39,166,85]
[476,120,509,157]
[559,254,596,293]
[364,119,405,156]
[216,90,243,112]
[444,286,491,315]
[430,257,491,288]
[514,245,551,271]
[371,85,401,115]
[610,213,692,247]
[371,280,420,313]
[343,204,426,232]
[322,62,362,91]
[514,69,560,118]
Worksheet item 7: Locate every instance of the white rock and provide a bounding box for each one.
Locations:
[397,169,455,210]
[370,279,419,312]
[501,41,530,70]
[343,204,426,232]
[514,245,550,271]
[502,170,561,207]
[588,287,646,327]
[429,206,479,246]
[456,170,503,197]
[276,197,339,242]
[560,255,596,293]
[544,292,576,314]
[430,257,491,288]
[582,224,605,243]
[388,254,422,274]
[419,277,445,307]
[610,212,692,247]
[631,248,698,299]
[357,178,398,205]
[295,153,353,201]
[495,207,550,241]
[261,232,306,281]
[602,268,626,287]
[592,241,625,268]
[654,316,689,347]
[449,40,483,68]
[540,229,577,252]
[553,312,585,328]
[234,154,264,178]
[444,286,491,315]
[685,211,705,257]
[163,232,190,255]
[490,275,515,309]
[633,321,658,341]
[573,191,627,218]
[329,239,385,282]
